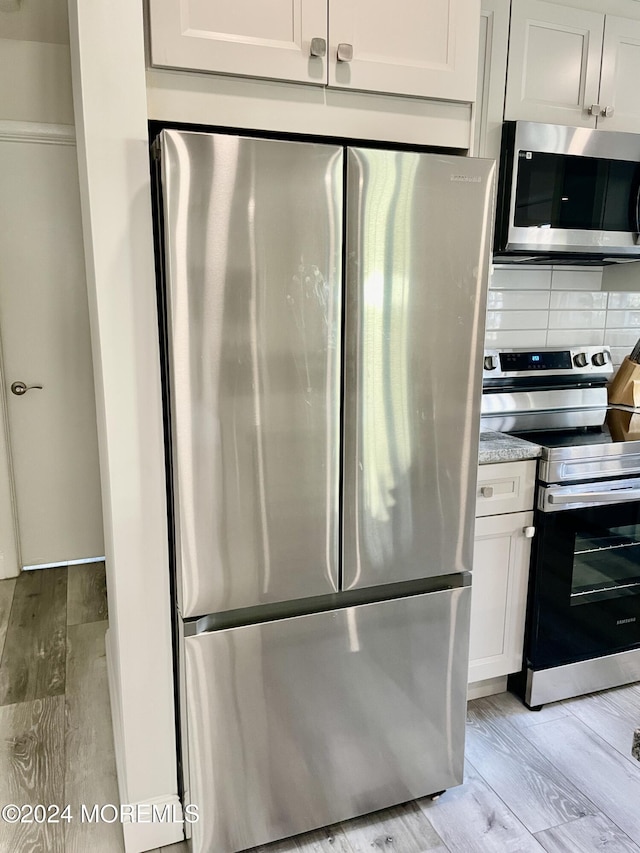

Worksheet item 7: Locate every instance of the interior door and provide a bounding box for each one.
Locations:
[0,137,104,569]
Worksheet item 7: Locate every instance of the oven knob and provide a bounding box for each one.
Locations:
[591,350,610,367]
[573,352,588,368]
[484,355,497,371]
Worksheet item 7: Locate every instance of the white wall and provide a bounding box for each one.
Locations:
[0,0,73,124]
[487,265,638,369]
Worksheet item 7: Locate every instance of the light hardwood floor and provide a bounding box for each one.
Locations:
[1,569,639,852]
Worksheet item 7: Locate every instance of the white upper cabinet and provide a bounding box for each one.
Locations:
[327,0,480,100]
[598,16,640,133]
[148,0,481,101]
[505,0,640,132]
[148,0,328,85]
[505,0,604,128]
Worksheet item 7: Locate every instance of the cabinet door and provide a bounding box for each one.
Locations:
[468,511,533,684]
[505,0,603,127]
[473,0,510,159]
[149,0,328,85]
[328,0,480,101]
[598,16,640,133]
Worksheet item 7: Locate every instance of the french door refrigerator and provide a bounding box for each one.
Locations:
[153,128,495,853]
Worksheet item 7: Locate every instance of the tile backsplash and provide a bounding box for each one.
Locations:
[486,266,640,369]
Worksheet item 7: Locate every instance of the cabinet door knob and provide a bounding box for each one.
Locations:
[601,105,615,118]
[523,526,536,539]
[337,43,353,62]
[480,486,494,498]
[588,104,601,116]
[310,37,326,58]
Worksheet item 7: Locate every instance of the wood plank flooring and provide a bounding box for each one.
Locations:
[64,620,121,853]
[1,567,640,853]
[0,567,67,705]
[0,578,16,663]
[67,562,108,627]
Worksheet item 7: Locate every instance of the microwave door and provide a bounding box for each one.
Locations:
[496,121,640,258]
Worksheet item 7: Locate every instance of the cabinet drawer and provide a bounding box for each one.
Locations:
[476,460,536,517]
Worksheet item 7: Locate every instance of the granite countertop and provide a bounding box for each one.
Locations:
[479,429,543,465]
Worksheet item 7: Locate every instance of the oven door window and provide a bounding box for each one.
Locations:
[530,500,640,668]
[573,523,640,605]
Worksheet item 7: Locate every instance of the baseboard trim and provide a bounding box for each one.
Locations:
[105,628,127,803]
[23,555,105,570]
[120,795,185,852]
[467,675,508,700]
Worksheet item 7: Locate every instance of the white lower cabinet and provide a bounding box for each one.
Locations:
[469,490,535,685]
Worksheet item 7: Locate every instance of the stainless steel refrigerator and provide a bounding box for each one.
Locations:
[153,129,495,853]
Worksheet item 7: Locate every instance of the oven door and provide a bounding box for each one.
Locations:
[529,490,640,669]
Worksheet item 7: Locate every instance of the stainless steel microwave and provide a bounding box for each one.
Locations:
[494,121,640,263]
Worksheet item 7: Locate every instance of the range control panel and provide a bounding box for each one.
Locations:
[483,346,613,380]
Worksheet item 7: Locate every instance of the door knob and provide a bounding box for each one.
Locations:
[601,105,615,118]
[10,381,43,396]
[523,526,536,539]
[588,104,601,116]
[337,43,353,62]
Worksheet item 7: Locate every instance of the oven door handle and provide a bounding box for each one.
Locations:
[548,488,640,506]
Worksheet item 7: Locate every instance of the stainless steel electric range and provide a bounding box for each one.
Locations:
[482,346,640,708]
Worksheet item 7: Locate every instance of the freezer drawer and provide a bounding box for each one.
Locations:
[183,586,471,853]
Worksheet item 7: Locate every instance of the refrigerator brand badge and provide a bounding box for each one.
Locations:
[450,174,482,183]
[617,617,637,625]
